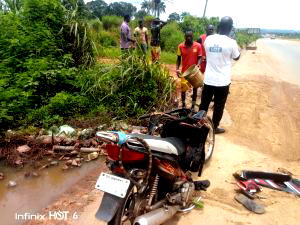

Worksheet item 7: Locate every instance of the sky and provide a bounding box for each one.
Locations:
[86,0,300,30]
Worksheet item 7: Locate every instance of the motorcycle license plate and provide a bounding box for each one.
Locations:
[95,172,130,198]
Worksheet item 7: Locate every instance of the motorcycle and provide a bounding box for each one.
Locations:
[95,108,215,225]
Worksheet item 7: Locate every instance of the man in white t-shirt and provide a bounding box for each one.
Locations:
[199,16,240,134]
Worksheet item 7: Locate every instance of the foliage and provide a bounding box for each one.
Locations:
[81,53,174,117]
[236,31,259,48]
[180,16,219,37]
[99,31,118,47]
[141,0,165,17]
[105,2,137,17]
[168,12,180,22]
[135,9,150,20]
[86,0,107,19]
[160,22,184,52]
[0,0,96,131]
[160,51,177,64]
[102,15,122,30]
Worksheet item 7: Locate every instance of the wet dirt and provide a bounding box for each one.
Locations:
[0,158,104,225]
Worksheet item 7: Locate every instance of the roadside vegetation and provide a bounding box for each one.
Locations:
[0,0,258,135]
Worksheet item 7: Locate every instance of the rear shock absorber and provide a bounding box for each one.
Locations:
[148,174,159,206]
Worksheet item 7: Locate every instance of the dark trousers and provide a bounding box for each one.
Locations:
[181,88,198,108]
[199,84,230,128]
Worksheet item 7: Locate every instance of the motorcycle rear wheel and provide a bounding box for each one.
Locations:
[204,117,215,162]
[108,184,137,225]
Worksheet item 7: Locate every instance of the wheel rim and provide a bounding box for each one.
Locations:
[205,120,214,161]
[120,188,136,225]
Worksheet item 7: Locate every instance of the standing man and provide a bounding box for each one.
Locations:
[199,16,240,134]
[134,19,149,54]
[120,15,135,53]
[197,24,215,73]
[176,31,202,110]
[150,18,167,62]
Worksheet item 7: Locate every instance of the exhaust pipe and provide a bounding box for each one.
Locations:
[134,205,179,225]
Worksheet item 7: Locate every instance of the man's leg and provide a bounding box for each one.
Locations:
[199,84,214,112]
[191,88,198,110]
[181,92,186,108]
[212,85,230,130]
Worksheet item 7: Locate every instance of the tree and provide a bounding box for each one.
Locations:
[135,9,150,20]
[180,11,191,20]
[86,0,107,19]
[141,0,166,18]
[62,0,90,19]
[168,12,180,22]
[1,0,22,13]
[105,2,137,17]
[141,0,152,14]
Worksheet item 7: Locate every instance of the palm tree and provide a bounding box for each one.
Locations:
[141,0,166,18]
[141,0,152,14]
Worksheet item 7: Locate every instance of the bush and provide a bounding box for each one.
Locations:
[161,22,184,53]
[81,53,174,117]
[102,15,122,30]
[99,31,118,47]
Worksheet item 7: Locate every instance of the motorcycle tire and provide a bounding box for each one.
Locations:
[204,117,215,162]
[108,184,136,225]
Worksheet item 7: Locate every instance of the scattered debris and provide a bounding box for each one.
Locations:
[58,125,76,137]
[277,167,293,176]
[24,171,39,178]
[62,165,69,170]
[0,172,4,180]
[79,128,95,140]
[50,161,59,166]
[86,152,99,161]
[17,145,31,153]
[8,180,17,188]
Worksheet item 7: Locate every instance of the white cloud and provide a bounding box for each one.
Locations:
[86,0,300,30]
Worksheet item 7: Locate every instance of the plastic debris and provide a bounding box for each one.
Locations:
[8,180,17,188]
[17,145,31,153]
[79,128,95,140]
[87,152,99,161]
[58,125,76,137]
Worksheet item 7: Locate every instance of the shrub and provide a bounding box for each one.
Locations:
[81,53,174,117]
[102,15,122,30]
[99,31,118,47]
[161,22,184,53]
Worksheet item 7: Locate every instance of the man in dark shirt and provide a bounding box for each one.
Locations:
[150,18,167,62]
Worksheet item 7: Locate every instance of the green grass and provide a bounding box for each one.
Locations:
[161,51,177,64]
[98,47,121,58]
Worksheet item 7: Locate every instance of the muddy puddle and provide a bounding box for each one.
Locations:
[0,158,104,225]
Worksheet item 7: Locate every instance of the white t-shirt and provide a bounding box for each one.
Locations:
[204,34,240,86]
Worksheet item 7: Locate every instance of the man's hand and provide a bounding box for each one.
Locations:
[176,69,181,77]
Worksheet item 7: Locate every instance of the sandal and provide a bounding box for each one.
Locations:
[234,194,265,214]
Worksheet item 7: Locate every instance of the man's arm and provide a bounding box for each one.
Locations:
[233,55,240,61]
[232,40,240,61]
[197,56,202,66]
[176,56,181,77]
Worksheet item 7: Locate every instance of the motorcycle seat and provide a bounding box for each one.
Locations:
[127,133,185,156]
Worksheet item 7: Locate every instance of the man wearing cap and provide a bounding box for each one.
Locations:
[199,16,240,134]
[150,18,167,62]
[176,31,202,110]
